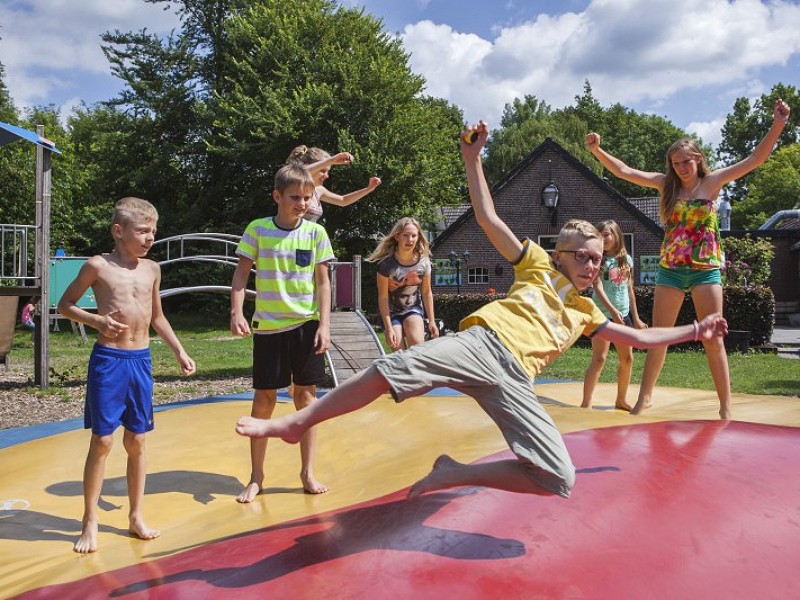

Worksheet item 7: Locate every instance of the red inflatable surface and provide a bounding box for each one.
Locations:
[17,420,800,599]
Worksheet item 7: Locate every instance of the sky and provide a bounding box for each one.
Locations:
[2,0,800,148]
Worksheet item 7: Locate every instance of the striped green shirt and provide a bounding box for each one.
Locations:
[236,217,335,332]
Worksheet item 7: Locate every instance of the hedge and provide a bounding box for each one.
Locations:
[432,285,774,348]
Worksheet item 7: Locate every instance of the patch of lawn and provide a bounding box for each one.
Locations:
[541,345,798,398]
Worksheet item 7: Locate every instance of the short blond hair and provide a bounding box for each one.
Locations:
[274,163,315,193]
[111,197,158,227]
[555,219,601,249]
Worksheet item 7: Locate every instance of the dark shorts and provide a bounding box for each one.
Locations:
[252,320,326,390]
[390,310,424,327]
[85,344,154,435]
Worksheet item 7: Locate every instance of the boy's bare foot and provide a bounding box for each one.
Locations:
[301,473,329,494]
[235,415,303,444]
[630,398,652,415]
[615,401,632,411]
[129,518,160,541]
[236,481,263,503]
[73,519,98,553]
[408,454,462,500]
[719,407,732,420]
[580,401,592,409]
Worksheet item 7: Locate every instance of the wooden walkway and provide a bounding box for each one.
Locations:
[327,310,385,385]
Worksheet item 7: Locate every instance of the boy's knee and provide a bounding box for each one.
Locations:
[522,461,575,498]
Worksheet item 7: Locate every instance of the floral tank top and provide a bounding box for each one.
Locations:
[659,199,722,270]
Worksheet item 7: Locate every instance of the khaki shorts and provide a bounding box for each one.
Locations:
[373,326,575,497]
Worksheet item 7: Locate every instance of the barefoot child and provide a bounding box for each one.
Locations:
[582,220,647,410]
[230,163,335,502]
[586,99,790,418]
[236,122,728,501]
[366,216,439,351]
[58,197,196,553]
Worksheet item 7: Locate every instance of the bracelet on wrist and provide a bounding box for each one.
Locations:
[692,320,699,342]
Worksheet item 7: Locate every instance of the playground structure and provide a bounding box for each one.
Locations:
[0,122,59,385]
[2,224,384,388]
[149,232,385,386]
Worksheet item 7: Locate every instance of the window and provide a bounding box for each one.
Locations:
[468,267,489,284]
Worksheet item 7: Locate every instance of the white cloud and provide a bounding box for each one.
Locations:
[400,0,800,131]
[0,0,180,109]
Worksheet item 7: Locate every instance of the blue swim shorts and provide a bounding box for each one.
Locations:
[655,266,722,291]
[84,344,154,435]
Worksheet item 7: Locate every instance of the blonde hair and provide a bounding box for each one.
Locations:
[660,138,710,223]
[596,219,631,279]
[366,217,430,263]
[274,163,315,193]
[112,197,158,227]
[555,219,602,249]
[286,145,330,166]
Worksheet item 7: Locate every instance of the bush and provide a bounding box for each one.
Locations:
[722,235,774,286]
[434,285,774,348]
[635,285,774,347]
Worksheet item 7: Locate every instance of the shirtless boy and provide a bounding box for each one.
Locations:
[58,197,195,553]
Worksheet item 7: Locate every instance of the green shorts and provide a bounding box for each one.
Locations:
[656,266,722,291]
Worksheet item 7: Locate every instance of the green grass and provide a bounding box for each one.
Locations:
[9,317,798,399]
[540,345,799,398]
[10,313,253,388]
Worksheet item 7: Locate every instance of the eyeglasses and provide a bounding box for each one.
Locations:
[557,250,603,267]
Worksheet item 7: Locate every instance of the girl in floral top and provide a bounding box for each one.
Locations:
[582,221,647,411]
[586,99,790,420]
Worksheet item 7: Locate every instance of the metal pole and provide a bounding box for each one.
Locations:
[34,125,51,387]
[353,255,362,312]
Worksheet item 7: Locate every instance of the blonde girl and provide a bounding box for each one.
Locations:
[582,220,647,410]
[286,145,381,223]
[367,217,439,351]
[586,99,790,419]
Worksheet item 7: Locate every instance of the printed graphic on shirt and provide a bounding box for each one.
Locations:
[378,255,431,317]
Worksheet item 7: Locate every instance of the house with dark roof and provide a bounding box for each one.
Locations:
[431,137,800,322]
[430,137,664,292]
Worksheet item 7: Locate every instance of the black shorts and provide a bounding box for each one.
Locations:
[252,320,326,390]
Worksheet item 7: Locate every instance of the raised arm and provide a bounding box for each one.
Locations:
[461,122,523,262]
[586,132,665,191]
[705,99,790,187]
[317,177,382,208]
[304,152,354,176]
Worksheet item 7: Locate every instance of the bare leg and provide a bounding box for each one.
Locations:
[74,434,113,553]
[632,285,684,414]
[293,384,328,494]
[401,314,426,348]
[123,430,159,541]
[692,283,732,419]
[408,455,557,500]
[581,336,610,408]
[614,342,634,411]
[236,365,390,442]
[237,389,277,503]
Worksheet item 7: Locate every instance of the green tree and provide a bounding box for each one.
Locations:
[210,0,464,255]
[717,83,800,204]
[482,95,590,186]
[91,0,464,259]
[732,144,800,229]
